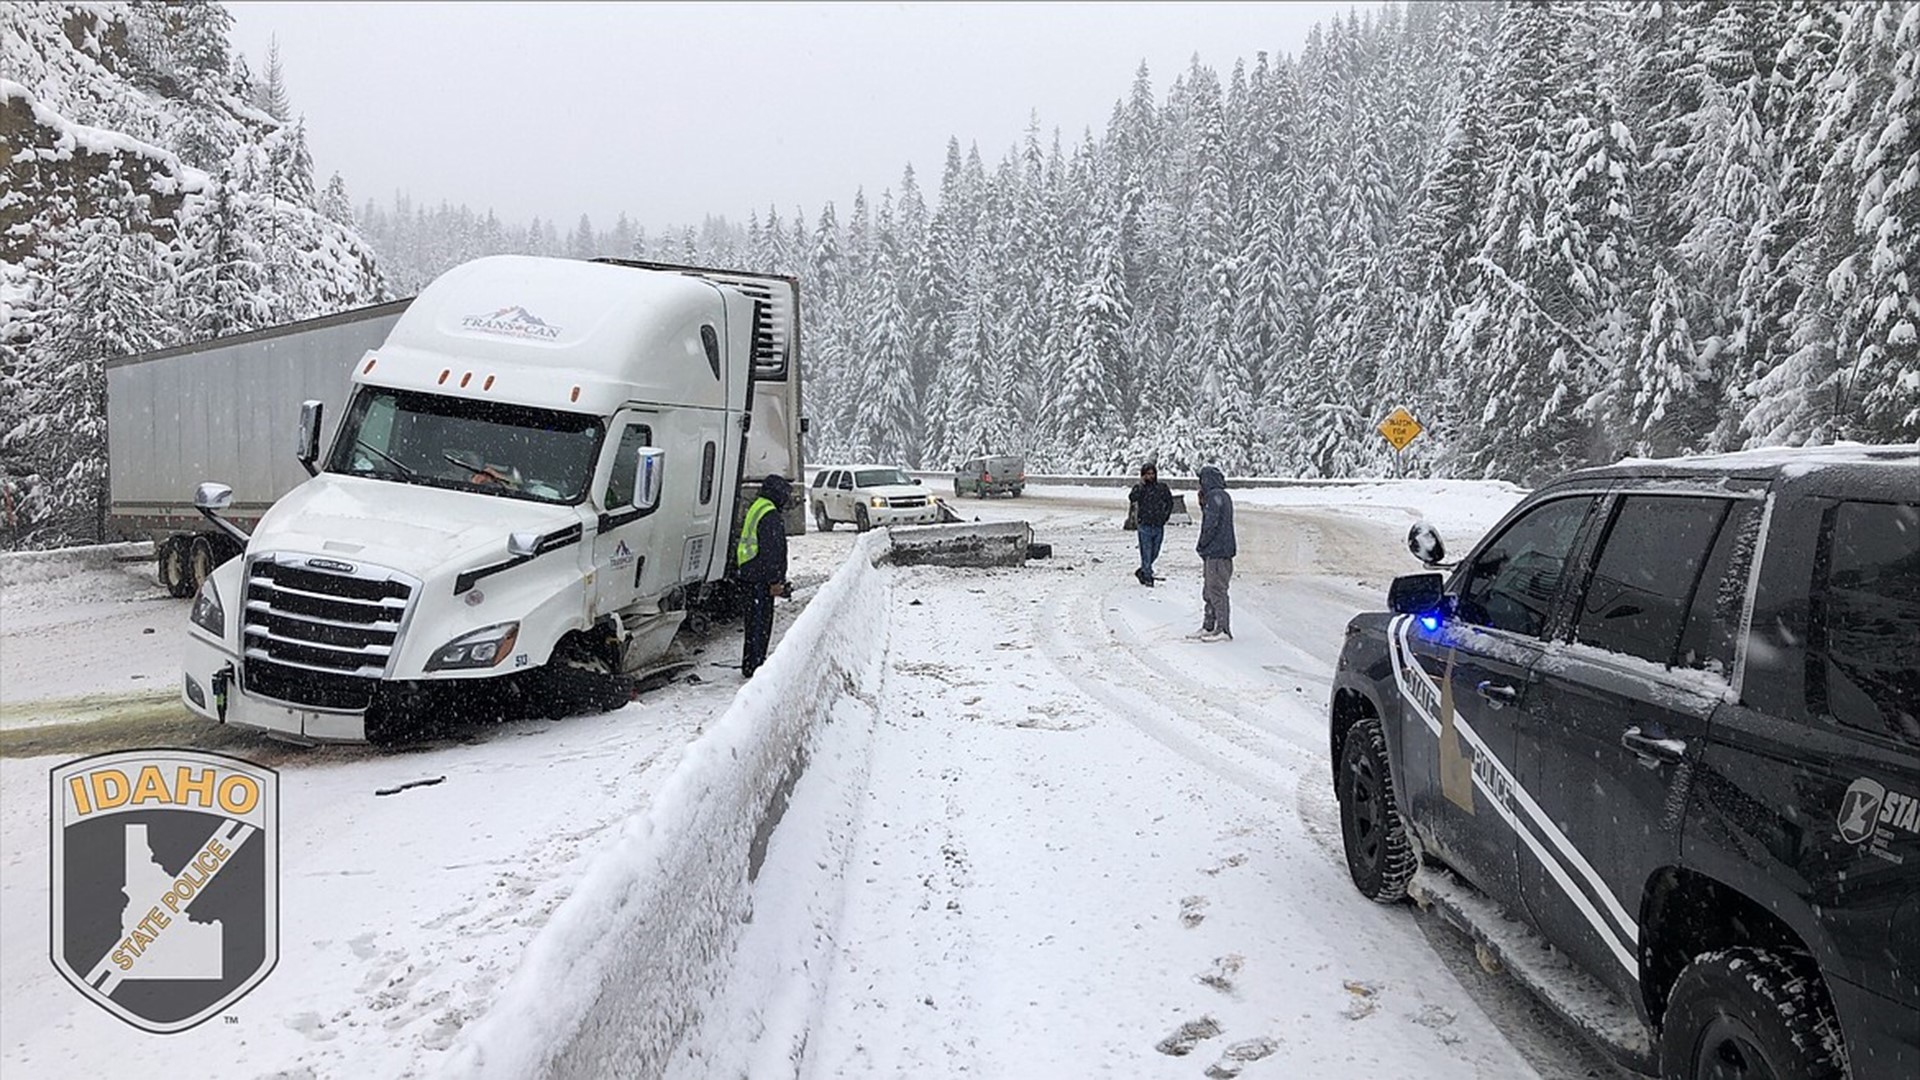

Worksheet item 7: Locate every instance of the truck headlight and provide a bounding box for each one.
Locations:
[870,496,887,508]
[426,622,520,671]
[189,576,224,637]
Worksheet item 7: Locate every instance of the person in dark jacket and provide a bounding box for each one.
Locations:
[735,474,792,678]
[1128,462,1174,585]
[1193,465,1235,641]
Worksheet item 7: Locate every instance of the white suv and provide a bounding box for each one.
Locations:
[809,465,942,532]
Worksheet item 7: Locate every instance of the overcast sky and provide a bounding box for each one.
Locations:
[228,2,1358,233]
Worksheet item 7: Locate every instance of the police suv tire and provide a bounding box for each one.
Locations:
[1337,718,1416,903]
[855,505,871,532]
[1659,948,1846,1080]
[814,503,834,532]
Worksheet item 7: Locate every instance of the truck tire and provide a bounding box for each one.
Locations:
[855,505,871,532]
[1013,485,1024,497]
[815,503,834,532]
[158,536,193,598]
[536,635,633,718]
[1659,948,1846,1080]
[1337,718,1416,903]
[954,480,963,498]
[187,536,217,593]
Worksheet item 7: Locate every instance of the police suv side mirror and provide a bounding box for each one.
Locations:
[1408,521,1447,566]
[1388,573,1446,616]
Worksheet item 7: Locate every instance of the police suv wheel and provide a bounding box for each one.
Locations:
[814,503,834,532]
[1337,718,1416,903]
[1659,948,1846,1080]
[855,505,871,532]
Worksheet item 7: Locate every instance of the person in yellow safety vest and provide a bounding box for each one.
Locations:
[735,474,793,678]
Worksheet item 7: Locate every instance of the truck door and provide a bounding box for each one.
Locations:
[1394,493,1601,913]
[1520,494,1762,1003]
[590,414,657,616]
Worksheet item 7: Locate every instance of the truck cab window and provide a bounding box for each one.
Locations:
[1573,496,1730,667]
[327,386,602,505]
[1455,496,1593,637]
[1812,500,1920,745]
[604,425,653,509]
[700,441,717,505]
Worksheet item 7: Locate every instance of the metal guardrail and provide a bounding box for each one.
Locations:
[901,470,1392,492]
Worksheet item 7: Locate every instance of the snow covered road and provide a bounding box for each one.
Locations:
[721,487,1630,1079]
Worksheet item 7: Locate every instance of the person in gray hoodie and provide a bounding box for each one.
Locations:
[1193,465,1236,641]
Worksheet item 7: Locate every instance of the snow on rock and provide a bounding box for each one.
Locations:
[444,530,894,1078]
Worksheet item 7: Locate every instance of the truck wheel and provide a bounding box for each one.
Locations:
[855,505,871,532]
[1337,718,1416,903]
[538,635,632,718]
[158,536,193,598]
[1013,485,1024,497]
[1659,948,1846,1080]
[187,536,217,593]
[815,503,834,532]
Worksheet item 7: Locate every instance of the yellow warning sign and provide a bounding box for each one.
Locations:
[1378,407,1423,452]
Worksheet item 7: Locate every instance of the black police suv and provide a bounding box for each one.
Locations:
[1328,445,1917,1079]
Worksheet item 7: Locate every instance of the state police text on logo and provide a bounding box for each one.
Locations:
[50,749,278,1032]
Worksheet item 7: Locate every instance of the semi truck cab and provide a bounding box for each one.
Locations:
[179,255,799,743]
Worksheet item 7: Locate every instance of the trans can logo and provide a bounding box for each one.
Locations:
[460,305,563,340]
[50,749,278,1033]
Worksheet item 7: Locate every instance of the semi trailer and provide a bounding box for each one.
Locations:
[107,255,805,743]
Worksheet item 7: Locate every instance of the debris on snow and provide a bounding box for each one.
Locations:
[1180,895,1210,927]
[374,776,446,797]
[1155,1015,1224,1056]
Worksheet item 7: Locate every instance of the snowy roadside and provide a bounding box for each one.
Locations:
[0,528,857,1077]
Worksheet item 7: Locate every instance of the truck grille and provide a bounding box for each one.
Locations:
[240,555,414,711]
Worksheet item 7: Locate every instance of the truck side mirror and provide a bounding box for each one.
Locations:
[296,400,325,476]
[192,481,250,544]
[507,531,540,558]
[634,447,666,511]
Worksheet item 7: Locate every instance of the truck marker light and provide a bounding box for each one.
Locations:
[362,357,377,374]
[483,375,496,390]
[437,369,450,384]
[460,372,473,388]
[570,386,581,402]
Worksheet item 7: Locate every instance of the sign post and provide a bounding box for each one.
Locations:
[1376,406,1424,478]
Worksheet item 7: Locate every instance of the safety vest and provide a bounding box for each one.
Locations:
[735,497,777,566]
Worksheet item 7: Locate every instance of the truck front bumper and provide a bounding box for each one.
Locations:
[182,632,367,743]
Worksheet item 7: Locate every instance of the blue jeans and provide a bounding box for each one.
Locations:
[1137,523,1165,577]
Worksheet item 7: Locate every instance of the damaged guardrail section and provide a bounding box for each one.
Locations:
[443,531,894,1079]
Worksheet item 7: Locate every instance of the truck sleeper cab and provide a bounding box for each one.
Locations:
[180,255,802,744]
[1329,445,1919,1079]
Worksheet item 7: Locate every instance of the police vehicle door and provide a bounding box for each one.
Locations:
[591,414,656,617]
[1521,493,1761,1000]
[1398,494,1601,908]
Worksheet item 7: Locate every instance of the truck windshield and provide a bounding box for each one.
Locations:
[326,387,604,504]
[856,469,914,488]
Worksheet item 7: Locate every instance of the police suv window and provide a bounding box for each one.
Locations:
[1574,496,1731,667]
[1456,496,1594,637]
[1676,501,1763,673]
[1811,500,1920,745]
[604,424,652,509]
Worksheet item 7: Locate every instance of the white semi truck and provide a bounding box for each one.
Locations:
[113,255,805,743]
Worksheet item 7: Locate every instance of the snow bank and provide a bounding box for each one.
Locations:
[442,531,894,1079]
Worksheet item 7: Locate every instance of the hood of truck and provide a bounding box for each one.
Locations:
[248,474,583,578]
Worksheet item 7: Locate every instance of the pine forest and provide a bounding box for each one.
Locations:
[4,0,1917,550]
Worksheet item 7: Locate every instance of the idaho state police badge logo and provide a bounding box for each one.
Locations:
[50,749,278,1032]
